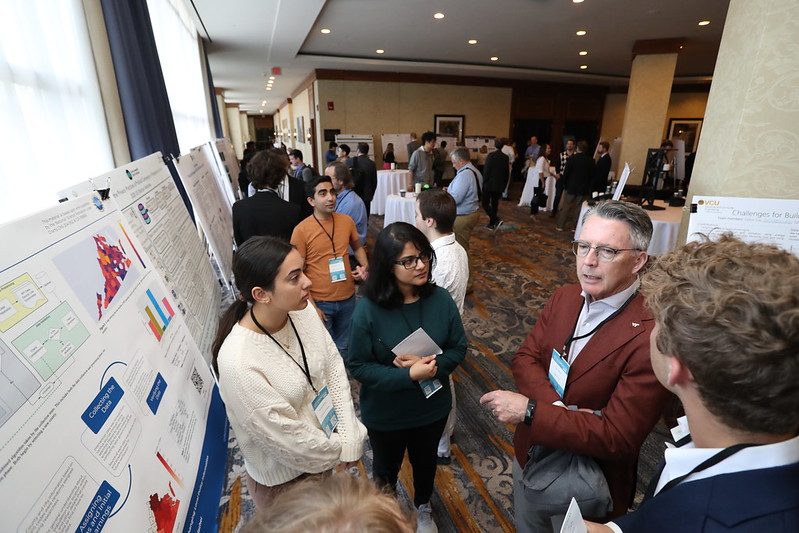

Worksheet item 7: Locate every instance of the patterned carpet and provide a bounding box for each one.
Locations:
[216,184,670,532]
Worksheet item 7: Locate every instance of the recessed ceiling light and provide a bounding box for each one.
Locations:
[268,76,275,80]
[679,45,684,49]
[573,0,584,3]
[261,100,267,105]
[320,28,331,34]
[267,87,272,90]
[433,12,445,19]
[579,50,588,56]
[468,39,478,45]
[580,65,588,69]
[376,49,385,54]
[576,30,587,36]
[490,56,499,61]
[698,20,710,26]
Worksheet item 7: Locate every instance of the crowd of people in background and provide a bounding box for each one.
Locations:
[216,136,798,533]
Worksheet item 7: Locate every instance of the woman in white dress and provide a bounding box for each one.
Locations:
[518,143,553,214]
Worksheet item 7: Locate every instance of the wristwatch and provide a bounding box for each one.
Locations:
[524,399,537,426]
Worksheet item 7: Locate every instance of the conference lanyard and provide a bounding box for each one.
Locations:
[562,292,637,361]
[250,307,316,393]
[657,442,758,495]
[313,213,337,257]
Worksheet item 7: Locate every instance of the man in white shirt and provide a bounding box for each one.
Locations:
[415,188,469,464]
[587,235,799,533]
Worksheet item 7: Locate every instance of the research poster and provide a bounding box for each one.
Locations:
[0,194,227,532]
[687,196,799,256]
[213,139,241,200]
[174,147,235,285]
[99,153,221,361]
[201,142,236,208]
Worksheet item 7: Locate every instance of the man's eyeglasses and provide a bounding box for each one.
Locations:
[395,252,432,269]
[571,241,641,262]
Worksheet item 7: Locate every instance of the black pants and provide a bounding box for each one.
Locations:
[551,181,564,215]
[482,191,502,225]
[368,416,447,507]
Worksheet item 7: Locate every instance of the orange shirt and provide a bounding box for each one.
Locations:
[291,212,360,302]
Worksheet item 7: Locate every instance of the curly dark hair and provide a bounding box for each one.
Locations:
[641,234,799,435]
[247,149,288,189]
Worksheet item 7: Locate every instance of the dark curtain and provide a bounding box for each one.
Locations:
[202,41,224,139]
[100,0,193,218]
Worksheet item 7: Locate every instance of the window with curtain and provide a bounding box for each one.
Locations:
[147,0,212,154]
[0,0,114,225]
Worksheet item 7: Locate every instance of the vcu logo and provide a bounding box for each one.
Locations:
[697,199,720,206]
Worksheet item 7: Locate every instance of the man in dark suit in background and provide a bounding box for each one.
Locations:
[592,141,612,194]
[482,138,510,230]
[590,236,799,533]
[481,201,670,531]
[351,142,377,217]
[556,140,594,231]
[232,150,301,245]
[406,132,420,160]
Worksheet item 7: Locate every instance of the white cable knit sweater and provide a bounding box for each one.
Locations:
[217,302,367,486]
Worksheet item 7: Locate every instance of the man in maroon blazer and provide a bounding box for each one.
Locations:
[482,200,670,531]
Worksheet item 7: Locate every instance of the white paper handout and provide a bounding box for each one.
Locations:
[392,327,444,398]
[559,497,588,533]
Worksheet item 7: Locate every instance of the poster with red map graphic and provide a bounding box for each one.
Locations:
[52,224,143,323]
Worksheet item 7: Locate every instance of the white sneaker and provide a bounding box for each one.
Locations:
[416,503,438,533]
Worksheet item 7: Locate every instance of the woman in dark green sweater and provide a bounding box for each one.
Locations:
[347,222,467,532]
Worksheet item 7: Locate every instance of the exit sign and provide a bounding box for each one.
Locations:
[271,67,282,76]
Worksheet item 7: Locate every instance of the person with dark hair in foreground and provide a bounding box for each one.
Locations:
[242,473,415,533]
[211,236,366,510]
[347,222,467,533]
[588,235,799,533]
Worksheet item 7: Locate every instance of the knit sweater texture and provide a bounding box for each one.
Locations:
[347,286,468,431]
[217,302,366,486]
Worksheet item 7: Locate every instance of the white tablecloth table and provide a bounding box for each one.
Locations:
[383,193,418,227]
[373,169,412,215]
[574,200,682,256]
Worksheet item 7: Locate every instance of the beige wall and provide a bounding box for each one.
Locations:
[678,0,799,241]
[226,105,243,158]
[315,79,512,165]
[292,87,313,160]
[600,91,710,145]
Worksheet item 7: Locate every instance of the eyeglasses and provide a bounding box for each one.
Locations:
[394,252,432,269]
[571,240,641,262]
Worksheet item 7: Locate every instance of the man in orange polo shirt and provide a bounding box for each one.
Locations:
[291,176,368,359]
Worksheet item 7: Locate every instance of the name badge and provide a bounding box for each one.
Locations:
[548,348,570,398]
[419,378,443,399]
[311,385,338,437]
[328,256,347,283]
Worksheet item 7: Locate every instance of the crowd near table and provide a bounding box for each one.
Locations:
[574,199,682,256]
[372,169,412,215]
[383,193,417,227]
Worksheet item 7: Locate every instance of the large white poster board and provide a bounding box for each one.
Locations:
[687,196,799,256]
[381,133,411,163]
[203,142,237,207]
[101,153,221,361]
[0,193,227,532]
[335,133,374,160]
[175,147,234,285]
[214,139,241,199]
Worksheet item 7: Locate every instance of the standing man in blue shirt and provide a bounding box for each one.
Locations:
[326,161,367,247]
[448,147,483,294]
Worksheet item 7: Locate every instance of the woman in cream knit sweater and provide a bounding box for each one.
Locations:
[212,236,366,508]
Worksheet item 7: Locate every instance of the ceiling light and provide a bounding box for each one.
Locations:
[679,45,684,49]
[698,20,710,26]
[261,100,267,105]
[573,0,584,3]
[576,29,587,36]
[490,56,499,61]
[433,12,445,19]
[268,76,275,80]
[320,28,331,34]
[580,65,588,69]
[267,87,272,90]
[579,50,588,56]
[468,39,478,45]
[376,49,385,54]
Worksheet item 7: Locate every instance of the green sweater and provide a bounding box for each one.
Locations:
[347,286,467,431]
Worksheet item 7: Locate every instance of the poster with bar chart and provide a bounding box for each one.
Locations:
[140,287,175,342]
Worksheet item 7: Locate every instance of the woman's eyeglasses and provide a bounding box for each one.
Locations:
[395,252,432,269]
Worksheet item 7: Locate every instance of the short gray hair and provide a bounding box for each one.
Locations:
[582,200,653,251]
[450,147,471,163]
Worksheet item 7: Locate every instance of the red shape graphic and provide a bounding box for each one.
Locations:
[93,234,132,319]
[149,492,180,533]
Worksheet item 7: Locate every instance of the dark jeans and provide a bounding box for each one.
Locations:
[315,296,356,360]
[551,181,565,215]
[482,190,502,225]
[368,416,448,507]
